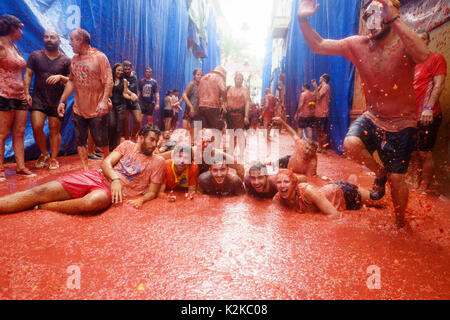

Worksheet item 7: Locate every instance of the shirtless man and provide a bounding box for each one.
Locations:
[312,74,331,153]
[245,162,278,199]
[294,83,316,140]
[24,30,71,170]
[0,124,165,214]
[197,66,227,131]
[197,157,245,196]
[227,72,250,130]
[272,117,317,181]
[262,88,277,130]
[298,0,429,227]
[57,29,114,170]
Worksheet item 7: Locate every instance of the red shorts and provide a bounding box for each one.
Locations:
[57,170,111,199]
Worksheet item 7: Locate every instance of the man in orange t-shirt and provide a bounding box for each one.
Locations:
[159,144,199,199]
[58,29,113,170]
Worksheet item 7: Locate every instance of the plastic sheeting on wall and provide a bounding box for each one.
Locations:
[1,0,221,160]
[261,27,273,99]
[285,0,360,153]
[202,8,221,75]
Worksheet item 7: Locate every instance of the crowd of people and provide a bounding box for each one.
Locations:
[0,0,447,230]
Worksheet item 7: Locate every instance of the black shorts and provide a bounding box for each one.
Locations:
[0,95,27,111]
[31,104,62,119]
[330,181,362,210]
[298,116,314,128]
[313,117,328,130]
[416,113,442,152]
[140,101,155,115]
[197,106,224,130]
[164,109,173,118]
[73,113,109,147]
[126,101,141,111]
[227,109,245,130]
[346,115,416,174]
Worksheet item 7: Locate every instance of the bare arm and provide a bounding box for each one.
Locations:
[303,185,339,217]
[57,80,75,117]
[122,79,132,100]
[101,150,124,204]
[305,157,317,176]
[23,68,34,106]
[420,74,446,125]
[377,0,429,64]
[128,182,161,209]
[297,0,347,56]
[273,117,301,142]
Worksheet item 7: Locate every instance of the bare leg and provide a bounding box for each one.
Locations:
[78,145,89,170]
[87,132,95,155]
[408,151,422,188]
[0,111,14,172]
[12,110,28,170]
[0,181,72,214]
[31,111,49,158]
[343,136,385,177]
[39,189,110,215]
[130,109,142,141]
[389,173,409,228]
[297,128,303,139]
[419,151,434,191]
[48,116,62,160]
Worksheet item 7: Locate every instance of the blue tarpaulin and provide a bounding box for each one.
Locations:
[261,27,273,98]
[1,0,221,161]
[285,0,360,153]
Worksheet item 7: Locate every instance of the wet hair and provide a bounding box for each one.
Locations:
[173,89,179,93]
[417,30,430,41]
[123,60,132,67]
[306,139,318,151]
[303,83,311,90]
[322,74,331,83]
[210,155,227,166]
[234,72,243,79]
[275,169,298,186]
[166,90,172,96]
[249,162,268,176]
[193,69,202,76]
[0,14,23,36]
[74,29,91,45]
[139,124,161,138]
[112,63,123,81]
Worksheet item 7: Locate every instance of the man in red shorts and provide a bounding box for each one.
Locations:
[410,31,447,192]
[0,124,165,214]
[298,0,429,227]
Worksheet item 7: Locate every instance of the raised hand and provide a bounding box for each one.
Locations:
[297,0,320,20]
[375,0,397,21]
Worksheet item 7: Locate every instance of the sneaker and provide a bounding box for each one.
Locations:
[35,154,50,168]
[48,159,60,170]
[88,154,103,160]
[16,168,36,178]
